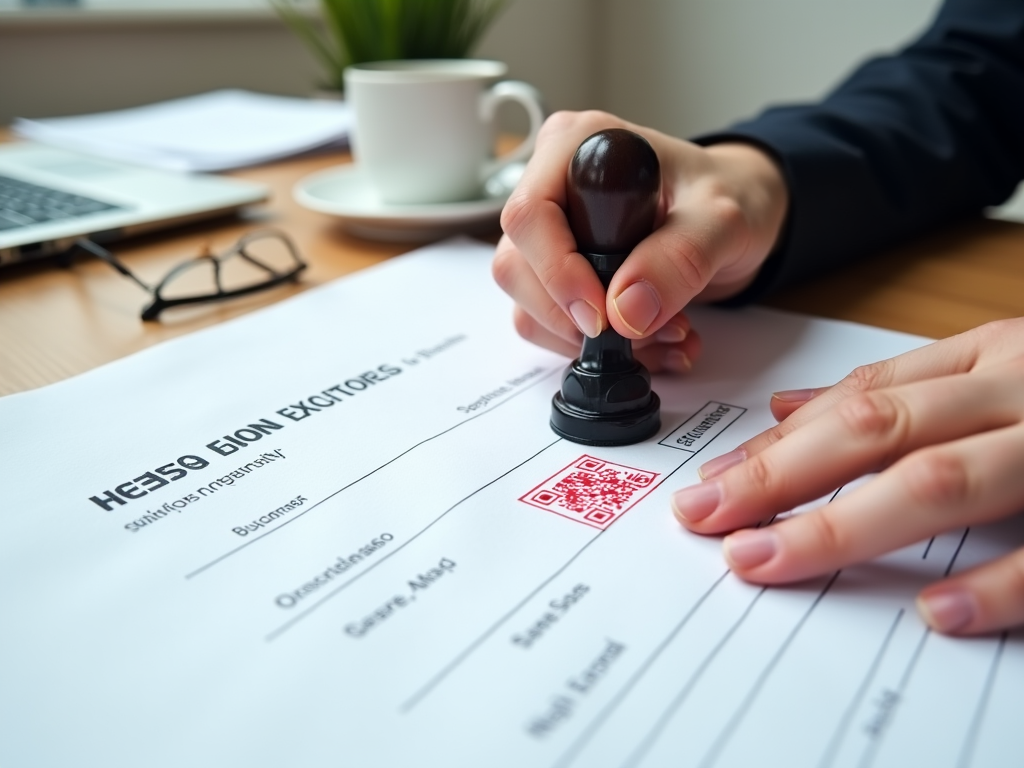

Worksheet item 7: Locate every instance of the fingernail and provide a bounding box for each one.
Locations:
[772,388,818,403]
[723,529,779,570]
[917,588,977,634]
[568,299,603,338]
[671,482,721,523]
[698,447,746,480]
[655,324,688,343]
[663,349,693,373]
[613,281,660,335]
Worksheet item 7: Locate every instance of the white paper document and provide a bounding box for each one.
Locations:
[1,240,1021,768]
[13,90,352,172]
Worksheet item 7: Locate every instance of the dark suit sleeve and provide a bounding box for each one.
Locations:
[694,0,1024,302]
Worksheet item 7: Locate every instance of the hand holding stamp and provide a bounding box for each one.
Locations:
[549,128,662,446]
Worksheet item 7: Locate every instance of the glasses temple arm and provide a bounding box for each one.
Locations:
[74,238,153,293]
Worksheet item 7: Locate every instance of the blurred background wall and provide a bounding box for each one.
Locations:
[1,0,942,133]
[601,0,941,137]
[6,0,1019,225]
[0,0,601,124]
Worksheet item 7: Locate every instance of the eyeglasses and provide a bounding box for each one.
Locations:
[74,229,307,321]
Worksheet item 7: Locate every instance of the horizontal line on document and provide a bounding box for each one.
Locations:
[263,437,563,643]
[184,367,561,580]
[399,440,737,715]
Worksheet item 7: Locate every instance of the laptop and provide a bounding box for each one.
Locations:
[0,142,269,266]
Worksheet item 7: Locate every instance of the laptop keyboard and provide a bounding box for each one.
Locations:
[0,174,123,231]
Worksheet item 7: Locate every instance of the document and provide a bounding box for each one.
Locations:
[13,90,352,172]
[0,239,1020,768]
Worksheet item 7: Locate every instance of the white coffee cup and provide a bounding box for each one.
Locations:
[344,59,545,205]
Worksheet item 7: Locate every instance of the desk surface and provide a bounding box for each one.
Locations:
[2,143,1023,398]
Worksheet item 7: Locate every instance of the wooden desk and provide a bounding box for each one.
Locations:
[2,144,1024,398]
[763,217,1024,340]
[0,147,415,396]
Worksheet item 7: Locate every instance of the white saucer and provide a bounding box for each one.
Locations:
[293,163,523,242]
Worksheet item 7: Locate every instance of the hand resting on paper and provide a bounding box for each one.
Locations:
[493,110,789,373]
[495,110,1024,637]
[673,319,1024,637]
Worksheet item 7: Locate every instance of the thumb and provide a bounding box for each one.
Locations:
[605,196,755,338]
[604,141,789,338]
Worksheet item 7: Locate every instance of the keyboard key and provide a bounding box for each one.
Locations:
[0,214,28,230]
[0,174,123,231]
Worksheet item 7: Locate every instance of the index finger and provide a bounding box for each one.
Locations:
[500,112,629,336]
[734,334,983,463]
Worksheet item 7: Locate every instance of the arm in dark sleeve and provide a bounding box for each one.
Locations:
[695,0,1024,302]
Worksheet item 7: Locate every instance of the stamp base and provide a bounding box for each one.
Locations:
[550,392,661,446]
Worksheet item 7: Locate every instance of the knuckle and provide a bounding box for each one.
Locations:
[573,109,619,130]
[902,450,971,509]
[741,453,778,497]
[542,298,572,333]
[576,108,616,123]
[535,248,577,289]
[807,510,848,556]
[691,189,754,260]
[539,110,620,141]
[538,110,577,136]
[836,392,904,441]
[709,194,747,233]
[499,189,533,240]
[757,424,789,450]
[659,231,714,292]
[842,360,894,394]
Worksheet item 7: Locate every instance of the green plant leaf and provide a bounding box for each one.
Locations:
[273,0,510,91]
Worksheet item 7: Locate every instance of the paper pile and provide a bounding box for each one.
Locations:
[13,89,352,172]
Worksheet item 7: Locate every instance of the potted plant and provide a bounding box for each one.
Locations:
[272,0,508,94]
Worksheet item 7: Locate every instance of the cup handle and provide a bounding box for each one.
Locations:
[479,80,546,184]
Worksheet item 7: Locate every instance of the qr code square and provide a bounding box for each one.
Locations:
[518,455,660,530]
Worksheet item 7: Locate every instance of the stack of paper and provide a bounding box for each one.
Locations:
[13,89,352,172]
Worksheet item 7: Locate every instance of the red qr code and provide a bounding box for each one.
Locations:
[518,455,660,530]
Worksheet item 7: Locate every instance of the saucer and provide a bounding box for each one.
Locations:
[293,163,523,242]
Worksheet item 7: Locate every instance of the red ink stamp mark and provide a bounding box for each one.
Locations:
[519,455,660,530]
